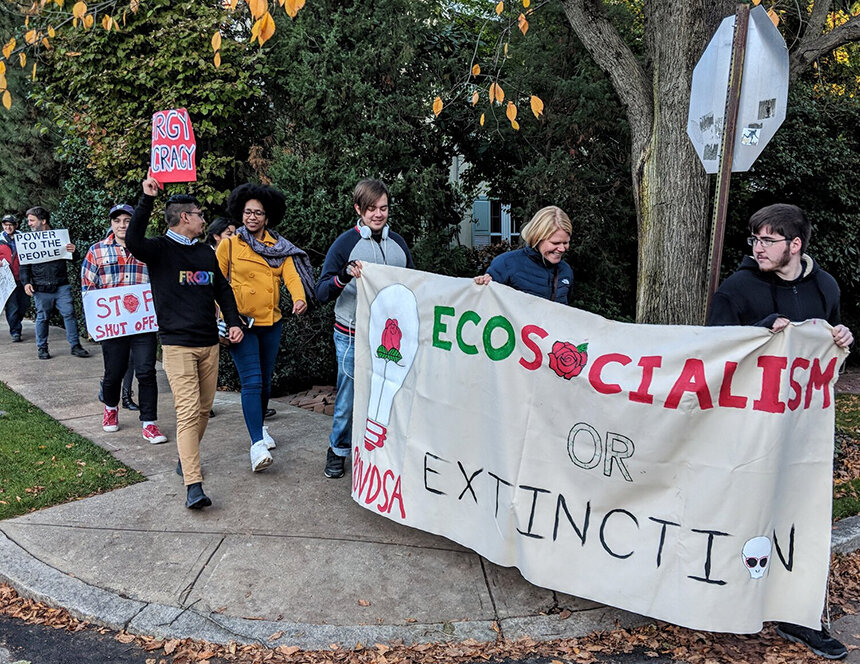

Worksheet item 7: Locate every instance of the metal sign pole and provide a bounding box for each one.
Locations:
[703,4,750,323]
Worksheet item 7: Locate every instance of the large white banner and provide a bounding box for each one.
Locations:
[0,260,14,309]
[16,230,73,265]
[352,264,847,634]
[83,283,158,341]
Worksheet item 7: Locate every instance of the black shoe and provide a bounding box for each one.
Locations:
[776,623,847,660]
[185,482,211,509]
[11,334,21,342]
[37,346,51,360]
[209,409,216,418]
[324,448,346,479]
[70,344,90,358]
[121,389,140,411]
[263,408,276,419]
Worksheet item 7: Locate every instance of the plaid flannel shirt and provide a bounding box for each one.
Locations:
[80,233,150,293]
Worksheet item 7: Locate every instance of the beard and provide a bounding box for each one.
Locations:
[756,244,792,272]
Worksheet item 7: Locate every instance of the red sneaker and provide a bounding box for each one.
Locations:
[142,423,168,444]
[102,407,119,432]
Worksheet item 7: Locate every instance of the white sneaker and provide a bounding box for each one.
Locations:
[262,425,276,450]
[250,440,273,472]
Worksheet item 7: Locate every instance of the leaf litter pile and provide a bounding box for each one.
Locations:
[1,549,858,664]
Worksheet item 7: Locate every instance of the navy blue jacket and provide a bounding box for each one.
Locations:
[486,246,573,304]
[707,255,841,328]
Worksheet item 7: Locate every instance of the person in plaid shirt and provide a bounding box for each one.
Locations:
[81,204,167,444]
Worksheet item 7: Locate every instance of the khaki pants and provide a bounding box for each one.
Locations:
[162,344,219,485]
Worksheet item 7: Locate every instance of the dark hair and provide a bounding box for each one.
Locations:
[749,204,811,253]
[226,184,286,228]
[25,206,50,223]
[205,217,234,247]
[353,179,389,214]
[164,194,200,228]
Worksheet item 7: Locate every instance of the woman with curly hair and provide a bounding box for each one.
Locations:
[217,183,315,472]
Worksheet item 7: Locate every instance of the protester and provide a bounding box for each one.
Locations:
[126,178,243,510]
[81,204,167,444]
[19,206,90,359]
[0,214,30,342]
[217,184,313,472]
[205,217,235,249]
[474,205,573,304]
[708,203,852,660]
[315,178,414,479]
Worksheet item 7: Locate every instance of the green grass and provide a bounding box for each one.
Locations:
[0,381,145,520]
[834,393,860,520]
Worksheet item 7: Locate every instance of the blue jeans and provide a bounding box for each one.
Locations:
[229,320,282,445]
[33,285,79,349]
[330,329,355,457]
[3,282,29,337]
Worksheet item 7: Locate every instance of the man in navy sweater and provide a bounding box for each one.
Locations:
[315,179,414,480]
[126,177,243,509]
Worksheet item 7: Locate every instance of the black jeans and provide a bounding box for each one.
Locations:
[101,332,158,421]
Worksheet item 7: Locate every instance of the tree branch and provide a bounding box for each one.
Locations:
[790,13,860,80]
[558,0,652,151]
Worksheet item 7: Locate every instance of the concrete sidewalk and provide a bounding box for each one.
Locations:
[1,318,859,659]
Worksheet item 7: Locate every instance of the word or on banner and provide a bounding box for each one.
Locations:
[0,261,14,309]
[17,230,72,265]
[83,283,158,341]
[149,108,197,184]
[352,264,846,634]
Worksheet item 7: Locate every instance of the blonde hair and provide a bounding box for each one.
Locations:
[520,206,572,249]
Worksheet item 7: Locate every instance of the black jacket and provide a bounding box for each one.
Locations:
[707,255,841,328]
[20,257,71,293]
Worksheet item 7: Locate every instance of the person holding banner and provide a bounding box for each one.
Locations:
[708,203,852,660]
[81,204,167,444]
[315,179,414,480]
[474,205,573,304]
[0,214,30,342]
[20,206,90,359]
[127,178,243,510]
[217,184,312,472]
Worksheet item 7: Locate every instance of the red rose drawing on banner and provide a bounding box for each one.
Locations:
[376,318,403,364]
[548,341,588,379]
[123,293,140,314]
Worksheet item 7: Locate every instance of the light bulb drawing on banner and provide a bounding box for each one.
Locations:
[364,284,419,452]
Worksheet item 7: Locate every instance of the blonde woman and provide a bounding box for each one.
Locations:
[475,205,573,303]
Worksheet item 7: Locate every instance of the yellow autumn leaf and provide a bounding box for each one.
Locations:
[2,90,11,110]
[211,31,222,52]
[214,51,221,68]
[0,73,6,89]
[19,52,26,68]
[25,16,29,28]
[72,1,86,19]
[48,25,55,37]
[41,37,51,48]
[25,30,38,45]
[479,113,485,126]
[495,1,503,14]
[511,119,520,130]
[130,0,139,12]
[471,90,479,106]
[258,11,275,45]
[767,8,779,26]
[530,94,544,118]
[284,0,305,17]
[101,14,112,30]
[250,17,261,42]
[31,62,36,81]
[0,63,5,75]
[489,81,505,104]
[506,101,517,122]
[523,0,530,6]
[517,13,528,35]
[54,0,63,6]
[432,96,443,117]
[503,42,509,57]
[751,0,760,5]
[248,0,267,19]
[228,0,238,10]
[471,63,480,76]
[4,38,17,60]
[83,13,94,29]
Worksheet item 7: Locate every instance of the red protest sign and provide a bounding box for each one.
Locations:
[148,108,197,184]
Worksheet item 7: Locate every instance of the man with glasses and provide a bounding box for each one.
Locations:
[126,178,243,510]
[708,203,852,660]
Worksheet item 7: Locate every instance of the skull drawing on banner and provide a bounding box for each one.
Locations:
[742,536,772,579]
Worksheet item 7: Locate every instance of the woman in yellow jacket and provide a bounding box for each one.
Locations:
[217,184,315,472]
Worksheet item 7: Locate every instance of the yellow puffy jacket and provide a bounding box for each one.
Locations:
[216,232,305,326]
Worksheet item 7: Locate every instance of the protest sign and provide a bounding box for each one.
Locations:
[352,264,846,634]
[83,283,158,341]
[148,108,197,184]
[17,230,72,265]
[0,260,14,309]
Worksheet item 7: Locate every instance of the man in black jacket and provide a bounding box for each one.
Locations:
[19,206,90,359]
[126,178,243,510]
[708,203,852,660]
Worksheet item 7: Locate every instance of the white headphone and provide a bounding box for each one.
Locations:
[357,224,389,240]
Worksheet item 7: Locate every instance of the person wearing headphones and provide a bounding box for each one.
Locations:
[314,179,414,480]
